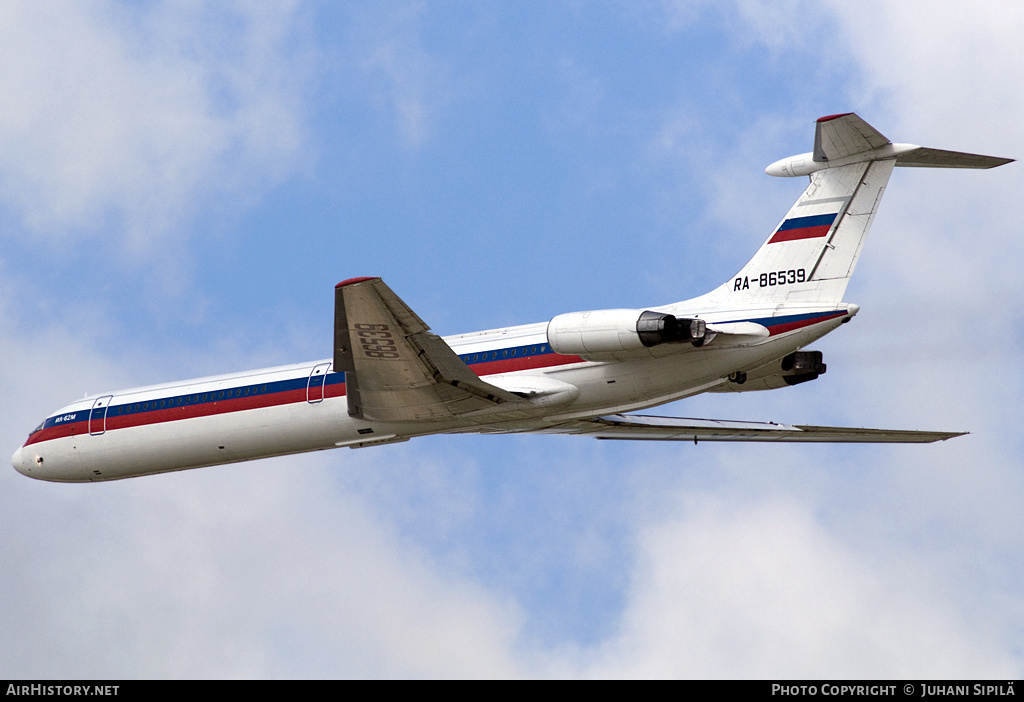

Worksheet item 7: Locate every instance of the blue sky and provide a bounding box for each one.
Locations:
[2,1,1022,678]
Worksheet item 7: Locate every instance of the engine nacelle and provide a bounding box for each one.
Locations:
[780,350,825,377]
[547,309,706,359]
[636,310,706,347]
[713,351,827,393]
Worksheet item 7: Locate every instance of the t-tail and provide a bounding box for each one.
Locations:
[705,113,1012,306]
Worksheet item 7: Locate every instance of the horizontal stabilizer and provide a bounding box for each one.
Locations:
[767,112,1013,177]
[540,413,965,443]
[895,147,1013,170]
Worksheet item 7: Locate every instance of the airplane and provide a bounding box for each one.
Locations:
[12,113,1013,482]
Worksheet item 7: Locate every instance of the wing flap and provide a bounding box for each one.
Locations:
[334,277,518,421]
[540,413,964,443]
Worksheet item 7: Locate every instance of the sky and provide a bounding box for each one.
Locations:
[1,0,1022,679]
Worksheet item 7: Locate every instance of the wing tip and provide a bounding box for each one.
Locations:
[336,276,381,289]
[816,112,853,123]
[981,157,1015,169]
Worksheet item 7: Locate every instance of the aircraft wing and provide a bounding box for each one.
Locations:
[334,277,519,421]
[538,413,965,443]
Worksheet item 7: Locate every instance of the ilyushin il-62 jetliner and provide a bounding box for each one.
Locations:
[13,114,1013,482]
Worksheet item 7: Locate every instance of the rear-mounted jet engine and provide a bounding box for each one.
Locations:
[547,309,706,361]
[719,350,827,392]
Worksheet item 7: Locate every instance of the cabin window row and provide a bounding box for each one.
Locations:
[115,385,270,414]
[460,345,548,364]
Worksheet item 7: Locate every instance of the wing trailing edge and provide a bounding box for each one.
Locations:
[539,413,965,444]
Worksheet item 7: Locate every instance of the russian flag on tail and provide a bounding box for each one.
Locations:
[768,213,837,244]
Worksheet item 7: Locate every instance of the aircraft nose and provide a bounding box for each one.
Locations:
[11,445,36,478]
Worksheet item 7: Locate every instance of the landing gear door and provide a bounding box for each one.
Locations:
[307,363,332,404]
[89,395,113,436]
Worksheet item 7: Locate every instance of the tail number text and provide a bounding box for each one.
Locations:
[734,269,806,291]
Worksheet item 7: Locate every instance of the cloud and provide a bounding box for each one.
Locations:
[577,491,1019,678]
[822,0,1024,131]
[0,1,308,254]
[0,453,529,678]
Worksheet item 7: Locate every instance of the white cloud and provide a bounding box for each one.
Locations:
[1,439,529,678]
[822,0,1024,134]
[576,491,1019,678]
[0,1,308,253]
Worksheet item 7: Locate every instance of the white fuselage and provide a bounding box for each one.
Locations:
[12,301,853,482]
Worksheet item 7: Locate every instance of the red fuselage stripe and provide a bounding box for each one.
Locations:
[24,353,587,446]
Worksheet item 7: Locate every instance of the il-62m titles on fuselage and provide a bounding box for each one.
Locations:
[12,113,1012,482]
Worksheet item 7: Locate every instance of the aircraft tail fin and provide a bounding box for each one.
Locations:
[705,113,1012,306]
[813,112,890,163]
